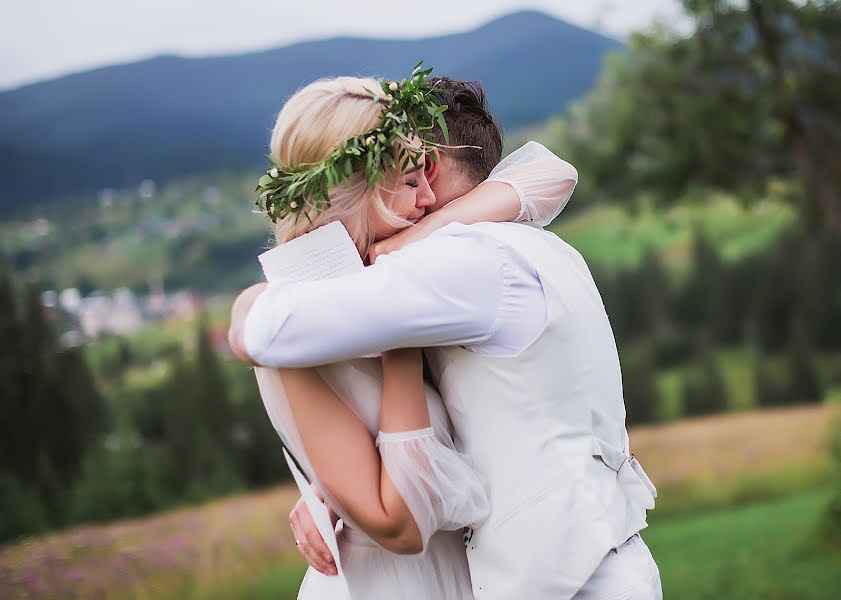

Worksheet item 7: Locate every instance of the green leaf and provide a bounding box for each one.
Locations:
[436,113,449,144]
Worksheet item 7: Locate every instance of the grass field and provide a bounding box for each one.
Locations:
[2,404,837,599]
[648,489,841,599]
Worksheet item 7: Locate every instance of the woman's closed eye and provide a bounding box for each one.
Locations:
[405,180,419,188]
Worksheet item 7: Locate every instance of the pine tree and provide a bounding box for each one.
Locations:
[787,315,823,404]
[0,271,107,530]
[0,267,25,481]
[753,348,791,408]
[621,344,662,425]
[683,335,728,417]
[676,230,723,332]
[639,250,671,334]
[194,314,234,457]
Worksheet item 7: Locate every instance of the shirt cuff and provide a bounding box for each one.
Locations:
[375,427,436,447]
[243,283,290,366]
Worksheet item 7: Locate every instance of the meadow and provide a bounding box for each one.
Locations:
[2,403,838,599]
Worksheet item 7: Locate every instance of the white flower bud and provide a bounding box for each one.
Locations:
[366,136,376,146]
[289,201,298,209]
[269,167,279,178]
[385,94,394,102]
[389,81,399,92]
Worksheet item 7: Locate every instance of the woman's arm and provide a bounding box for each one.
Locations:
[368,141,577,262]
[280,363,425,554]
[282,349,489,557]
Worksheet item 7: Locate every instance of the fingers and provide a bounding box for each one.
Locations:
[290,500,337,576]
[368,242,385,264]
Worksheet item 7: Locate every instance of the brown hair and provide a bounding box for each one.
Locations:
[430,77,503,185]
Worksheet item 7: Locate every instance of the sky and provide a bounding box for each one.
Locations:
[1,0,689,92]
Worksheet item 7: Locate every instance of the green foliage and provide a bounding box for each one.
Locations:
[681,335,729,416]
[0,472,48,541]
[621,343,663,425]
[0,266,109,539]
[754,348,794,408]
[69,433,167,523]
[547,0,841,231]
[255,62,448,222]
[788,316,823,404]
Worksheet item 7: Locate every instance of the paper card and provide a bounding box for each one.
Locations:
[258,220,363,284]
[284,448,352,597]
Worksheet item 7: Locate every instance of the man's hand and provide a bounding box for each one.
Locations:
[290,493,339,576]
[227,282,268,364]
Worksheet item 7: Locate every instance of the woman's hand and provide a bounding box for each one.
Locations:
[368,218,438,264]
[289,491,338,576]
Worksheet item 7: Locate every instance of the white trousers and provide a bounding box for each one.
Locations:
[572,534,662,600]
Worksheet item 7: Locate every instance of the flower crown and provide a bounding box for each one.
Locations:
[255,61,449,223]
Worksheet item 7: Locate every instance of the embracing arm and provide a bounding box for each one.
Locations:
[280,357,426,554]
[231,231,505,368]
[369,141,577,261]
[282,348,488,557]
[436,141,578,226]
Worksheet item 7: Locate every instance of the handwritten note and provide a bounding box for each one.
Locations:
[284,449,352,597]
[257,221,361,597]
[258,220,363,284]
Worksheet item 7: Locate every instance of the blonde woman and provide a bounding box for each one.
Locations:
[231,74,578,599]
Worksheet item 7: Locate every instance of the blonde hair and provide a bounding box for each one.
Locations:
[269,77,410,253]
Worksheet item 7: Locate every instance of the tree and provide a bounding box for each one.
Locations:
[787,315,823,404]
[682,335,728,416]
[621,344,663,425]
[0,270,107,531]
[675,230,724,331]
[550,0,841,230]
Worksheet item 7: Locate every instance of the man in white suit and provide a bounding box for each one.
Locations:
[230,78,661,599]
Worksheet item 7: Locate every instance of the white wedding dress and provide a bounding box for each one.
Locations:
[251,142,578,600]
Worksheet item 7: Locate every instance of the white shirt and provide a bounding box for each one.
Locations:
[244,142,577,367]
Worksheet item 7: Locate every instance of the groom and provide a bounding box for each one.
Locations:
[229,78,660,599]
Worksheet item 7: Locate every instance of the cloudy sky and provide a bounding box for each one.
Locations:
[1,0,688,91]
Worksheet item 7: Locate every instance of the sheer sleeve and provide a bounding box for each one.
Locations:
[485,141,578,227]
[376,426,490,553]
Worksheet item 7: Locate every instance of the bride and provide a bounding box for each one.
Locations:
[233,68,577,599]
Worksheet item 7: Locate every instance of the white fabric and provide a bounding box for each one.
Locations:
[424,222,657,600]
[255,360,487,600]
[491,141,579,227]
[376,427,490,552]
[243,223,547,366]
[572,535,662,600]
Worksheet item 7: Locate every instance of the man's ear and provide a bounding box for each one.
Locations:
[425,149,441,184]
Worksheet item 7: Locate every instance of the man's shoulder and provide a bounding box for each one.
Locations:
[427,221,544,244]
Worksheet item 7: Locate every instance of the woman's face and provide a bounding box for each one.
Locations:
[371,156,436,241]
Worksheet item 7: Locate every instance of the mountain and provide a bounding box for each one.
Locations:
[0,11,620,211]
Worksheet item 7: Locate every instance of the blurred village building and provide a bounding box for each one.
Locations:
[41,281,205,347]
